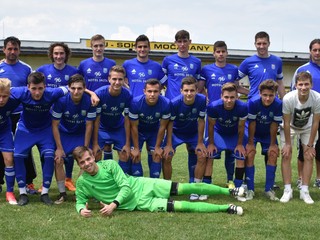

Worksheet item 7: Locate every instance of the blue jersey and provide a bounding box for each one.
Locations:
[95,86,132,131]
[170,94,206,135]
[123,58,167,97]
[10,86,68,131]
[162,54,202,100]
[238,54,283,99]
[129,95,171,133]
[201,63,239,103]
[0,98,20,133]
[78,57,116,91]
[37,64,79,88]
[247,95,282,137]
[291,61,320,92]
[51,93,97,135]
[207,99,248,135]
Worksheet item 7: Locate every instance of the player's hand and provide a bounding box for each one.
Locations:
[163,145,174,159]
[195,143,207,158]
[99,202,117,216]
[54,149,66,164]
[154,147,163,160]
[90,92,100,107]
[281,144,292,158]
[207,143,218,158]
[92,144,101,160]
[304,145,316,158]
[120,145,131,160]
[80,203,92,218]
[130,148,141,163]
[234,144,246,159]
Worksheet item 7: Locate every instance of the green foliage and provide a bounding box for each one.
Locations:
[0,144,319,240]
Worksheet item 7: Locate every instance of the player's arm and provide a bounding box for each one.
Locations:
[235,119,246,158]
[281,113,292,157]
[207,117,217,158]
[235,80,249,96]
[268,121,280,158]
[246,120,256,157]
[84,88,100,106]
[84,120,94,147]
[163,121,174,159]
[197,80,207,96]
[92,115,101,160]
[276,80,286,100]
[196,118,207,157]
[130,119,140,162]
[121,115,131,160]
[52,119,65,163]
[154,119,169,160]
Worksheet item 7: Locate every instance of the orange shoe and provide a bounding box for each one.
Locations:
[26,183,38,195]
[6,192,18,205]
[65,178,76,191]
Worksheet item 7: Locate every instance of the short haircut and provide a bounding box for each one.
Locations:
[4,36,21,48]
[295,71,313,85]
[90,34,105,46]
[309,39,320,51]
[213,41,227,51]
[48,42,71,63]
[109,65,126,76]
[135,34,150,47]
[259,80,278,93]
[181,76,197,89]
[221,82,237,94]
[27,72,46,85]
[72,146,93,162]
[144,78,161,89]
[0,78,11,90]
[68,73,86,88]
[255,31,270,42]
[175,30,190,41]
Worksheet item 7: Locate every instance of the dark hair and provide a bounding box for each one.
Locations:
[255,31,270,42]
[259,80,278,93]
[109,65,126,76]
[221,82,237,94]
[181,76,197,89]
[213,41,227,51]
[295,71,313,85]
[68,73,86,88]
[135,34,150,47]
[144,78,161,89]
[27,72,46,85]
[4,36,21,48]
[309,39,320,51]
[175,30,190,41]
[48,42,71,63]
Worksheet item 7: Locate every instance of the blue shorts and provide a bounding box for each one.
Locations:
[164,132,198,150]
[253,135,278,155]
[14,123,54,157]
[59,132,85,156]
[138,131,158,151]
[0,128,14,152]
[98,127,126,151]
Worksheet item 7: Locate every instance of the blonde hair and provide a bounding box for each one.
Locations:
[0,78,11,90]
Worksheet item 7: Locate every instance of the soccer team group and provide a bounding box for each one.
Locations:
[0,29,320,217]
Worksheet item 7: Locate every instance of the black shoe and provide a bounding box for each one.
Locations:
[18,194,29,206]
[54,192,67,205]
[227,204,243,216]
[40,194,53,205]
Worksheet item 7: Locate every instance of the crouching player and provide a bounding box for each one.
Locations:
[73,146,245,217]
[246,80,282,201]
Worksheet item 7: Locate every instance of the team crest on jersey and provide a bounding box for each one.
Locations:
[47,74,52,80]
[131,69,137,74]
[65,75,70,81]
[120,103,125,108]
[271,64,275,70]
[228,74,232,80]
[148,69,153,75]
[192,108,197,114]
[81,110,87,116]
[6,111,11,117]
[155,112,160,118]
[86,68,92,73]
[233,116,238,121]
[269,112,274,118]
[103,68,108,73]
[190,64,194,69]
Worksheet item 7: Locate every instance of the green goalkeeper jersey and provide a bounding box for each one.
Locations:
[76,160,145,213]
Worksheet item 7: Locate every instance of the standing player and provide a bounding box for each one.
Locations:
[162,76,207,193]
[92,65,132,173]
[0,78,20,204]
[51,74,97,204]
[238,31,286,100]
[162,30,202,180]
[129,79,170,178]
[198,40,249,189]
[203,83,248,201]
[37,42,79,192]
[11,72,68,206]
[246,80,282,201]
[73,146,245,217]
[0,36,37,195]
[280,72,320,204]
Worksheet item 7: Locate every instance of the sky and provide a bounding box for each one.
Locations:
[0,0,319,53]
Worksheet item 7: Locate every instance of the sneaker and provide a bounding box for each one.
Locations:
[38,186,43,193]
[265,190,279,201]
[280,188,293,203]
[296,178,302,190]
[246,190,254,201]
[18,194,29,206]
[313,179,320,189]
[189,194,199,201]
[272,184,280,190]
[40,194,53,205]
[6,192,18,205]
[65,178,76,191]
[300,190,314,204]
[198,195,208,201]
[226,181,235,189]
[54,192,67,205]
[26,183,38,195]
[227,204,243,216]
[241,183,247,192]
[229,187,245,197]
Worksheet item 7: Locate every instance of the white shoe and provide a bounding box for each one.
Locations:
[227,204,243,216]
[198,195,208,201]
[300,190,314,204]
[280,189,293,203]
[235,196,247,202]
[189,194,199,201]
[265,190,279,201]
[246,190,254,201]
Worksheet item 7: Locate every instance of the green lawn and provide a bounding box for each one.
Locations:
[0,144,319,240]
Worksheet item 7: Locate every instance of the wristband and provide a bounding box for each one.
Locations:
[112,200,120,207]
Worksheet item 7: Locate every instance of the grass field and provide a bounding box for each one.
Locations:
[0,144,319,240]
